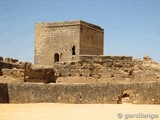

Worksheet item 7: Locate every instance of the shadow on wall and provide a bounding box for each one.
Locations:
[0,83,9,103]
[117,90,137,104]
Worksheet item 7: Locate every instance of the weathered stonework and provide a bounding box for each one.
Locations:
[35,20,104,66]
[0,82,160,104]
[24,65,56,83]
[54,55,160,84]
[2,69,24,81]
[0,57,32,83]
[0,55,160,84]
[0,20,160,104]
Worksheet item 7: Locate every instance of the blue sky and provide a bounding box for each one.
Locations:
[0,0,160,63]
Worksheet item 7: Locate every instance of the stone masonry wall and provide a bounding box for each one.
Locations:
[0,56,32,83]
[24,65,56,83]
[1,55,159,84]
[80,25,103,55]
[34,20,104,66]
[35,22,80,65]
[0,82,160,104]
[54,55,160,83]
[0,83,9,103]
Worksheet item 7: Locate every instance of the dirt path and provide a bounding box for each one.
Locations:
[0,103,159,120]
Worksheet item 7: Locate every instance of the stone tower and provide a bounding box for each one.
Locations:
[34,20,104,66]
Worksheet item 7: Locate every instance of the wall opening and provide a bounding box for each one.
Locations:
[122,93,130,98]
[121,93,130,104]
[72,46,76,55]
[54,53,59,63]
[117,90,136,104]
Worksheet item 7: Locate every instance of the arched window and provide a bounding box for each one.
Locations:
[54,53,59,63]
[72,45,76,55]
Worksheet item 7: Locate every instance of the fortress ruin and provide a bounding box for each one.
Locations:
[0,20,160,104]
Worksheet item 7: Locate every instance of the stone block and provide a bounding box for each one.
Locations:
[24,65,56,83]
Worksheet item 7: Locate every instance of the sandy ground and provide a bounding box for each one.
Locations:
[0,103,160,120]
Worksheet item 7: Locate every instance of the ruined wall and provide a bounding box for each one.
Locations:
[80,24,103,55]
[0,57,16,77]
[2,69,24,82]
[0,61,13,70]
[0,57,32,70]
[35,21,80,66]
[0,57,32,83]
[24,65,56,83]
[1,55,159,84]
[0,82,160,104]
[54,55,160,83]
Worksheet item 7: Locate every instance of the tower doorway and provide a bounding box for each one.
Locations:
[54,53,59,63]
